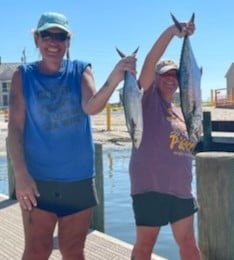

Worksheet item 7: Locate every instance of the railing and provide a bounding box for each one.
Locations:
[215,88,234,108]
[195,111,234,152]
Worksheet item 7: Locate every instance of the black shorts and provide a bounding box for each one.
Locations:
[132,191,198,227]
[35,178,98,217]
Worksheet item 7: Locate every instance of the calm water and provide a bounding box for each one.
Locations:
[0,156,8,195]
[103,146,198,260]
[0,148,198,260]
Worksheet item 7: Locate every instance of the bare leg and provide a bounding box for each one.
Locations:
[131,226,160,260]
[58,208,93,260]
[21,208,57,260]
[171,215,201,260]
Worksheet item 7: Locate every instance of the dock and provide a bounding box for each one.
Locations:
[0,195,166,260]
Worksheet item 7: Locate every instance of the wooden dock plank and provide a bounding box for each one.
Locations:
[0,195,166,260]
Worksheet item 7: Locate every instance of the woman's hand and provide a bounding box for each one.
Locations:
[15,172,40,211]
[109,54,137,86]
[170,13,196,38]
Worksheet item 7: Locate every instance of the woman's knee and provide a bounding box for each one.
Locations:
[23,239,53,260]
[59,239,85,259]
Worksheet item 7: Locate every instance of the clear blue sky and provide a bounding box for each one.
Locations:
[1,1,233,102]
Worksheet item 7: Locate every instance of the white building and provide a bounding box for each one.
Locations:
[0,61,20,108]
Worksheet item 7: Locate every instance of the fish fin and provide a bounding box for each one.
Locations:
[200,67,203,76]
[187,103,197,137]
[116,47,126,58]
[129,118,137,145]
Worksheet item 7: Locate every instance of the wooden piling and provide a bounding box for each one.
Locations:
[202,111,212,151]
[91,143,104,232]
[196,152,234,260]
[6,137,16,199]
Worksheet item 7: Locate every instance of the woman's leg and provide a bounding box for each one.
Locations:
[131,226,160,260]
[21,208,57,260]
[171,215,201,260]
[58,208,93,260]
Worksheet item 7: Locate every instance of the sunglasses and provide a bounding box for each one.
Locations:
[38,30,70,42]
[159,70,179,78]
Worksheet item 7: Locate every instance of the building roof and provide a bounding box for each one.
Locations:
[0,63,20,81]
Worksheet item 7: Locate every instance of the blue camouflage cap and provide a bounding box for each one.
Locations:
[36,12,71,34]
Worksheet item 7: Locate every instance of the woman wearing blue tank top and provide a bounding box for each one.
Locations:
[8,12,136,260]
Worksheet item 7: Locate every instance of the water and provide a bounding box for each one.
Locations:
[0,156,8,195]
[103,146,198,260]
[0,147,198,260]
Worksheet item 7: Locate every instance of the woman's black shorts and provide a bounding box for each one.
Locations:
[132,191,198,226]
[35,178,98,217]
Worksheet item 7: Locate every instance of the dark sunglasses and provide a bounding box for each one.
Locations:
[160,70,179,78]
[38,30,70,42]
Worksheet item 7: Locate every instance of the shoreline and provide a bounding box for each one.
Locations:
[0,106,234,154]
[91,106,234,146]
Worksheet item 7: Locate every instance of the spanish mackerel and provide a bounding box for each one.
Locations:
[171,13,203,144]
[116,47,143,148]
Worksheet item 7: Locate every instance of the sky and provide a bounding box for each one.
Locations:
[1,0,234,103]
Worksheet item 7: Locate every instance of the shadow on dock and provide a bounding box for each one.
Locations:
[0,197,17,209]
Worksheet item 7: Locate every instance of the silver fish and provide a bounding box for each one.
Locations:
[171,13,203,144]
[116,47,143,148]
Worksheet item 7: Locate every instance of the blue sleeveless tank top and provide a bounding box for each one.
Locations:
[20,60,94,181]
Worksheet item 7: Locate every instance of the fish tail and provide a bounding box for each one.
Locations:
[116,47,139,58]
[189,13,195,24]
[133,47,139,55]
[171,12,195,32]
[170,13,182,32]
[116,47,126,58]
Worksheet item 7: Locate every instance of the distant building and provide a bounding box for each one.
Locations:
[214,63,234,108]
[0,59,20,108]
[225,63,234,98]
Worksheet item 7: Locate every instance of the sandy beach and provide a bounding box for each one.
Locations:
[0,106,233,153]
[91,106,234,146]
